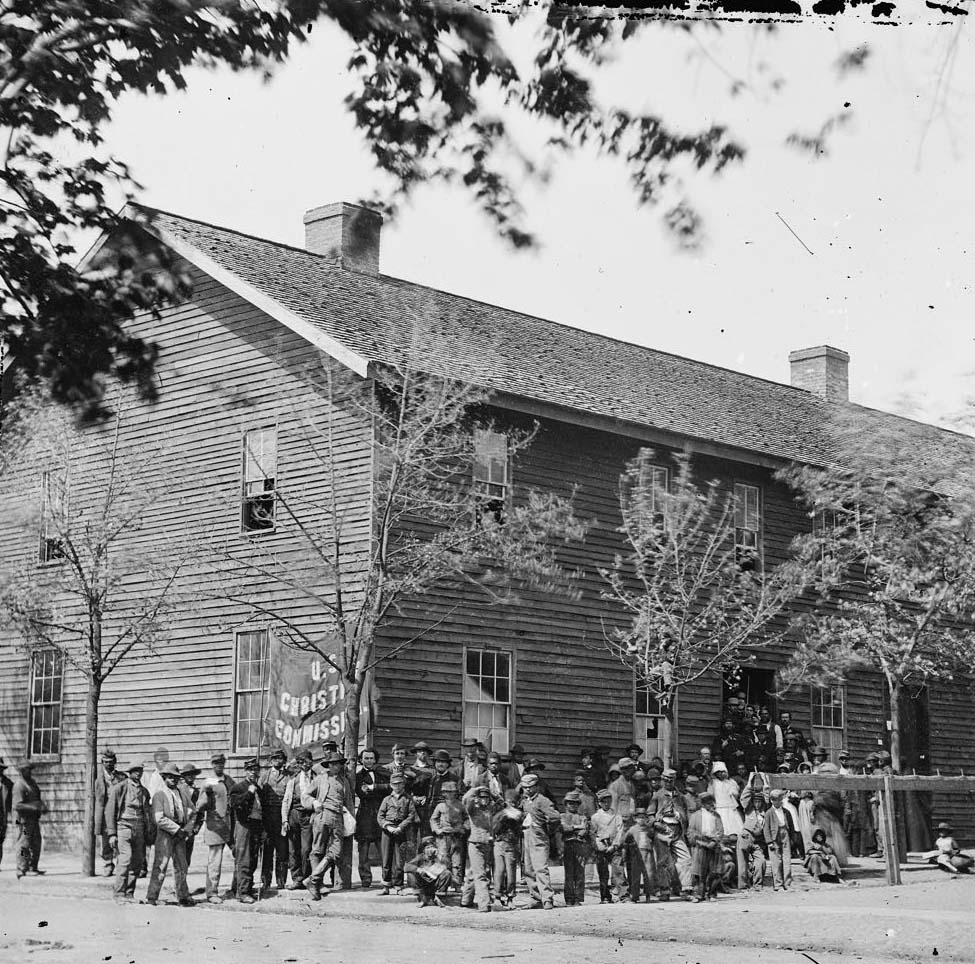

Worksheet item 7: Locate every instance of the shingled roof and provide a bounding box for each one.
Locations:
[133,204,971,471]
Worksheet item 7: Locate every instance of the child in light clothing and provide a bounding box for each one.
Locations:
[590,789,625,903]
[922,822,974,874]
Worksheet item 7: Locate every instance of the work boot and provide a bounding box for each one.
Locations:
[303,877,322,901]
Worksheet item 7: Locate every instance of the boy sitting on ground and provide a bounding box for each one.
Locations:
[404,836,452,907]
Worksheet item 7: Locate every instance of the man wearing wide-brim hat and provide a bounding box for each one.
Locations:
[95,748,125,877]
[105,762,153,901]
[146,762,194,906]
[301,750,355,900]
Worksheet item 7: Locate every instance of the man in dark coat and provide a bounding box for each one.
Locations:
[94,748,125,877]
[504,744,527,789]
[229,759,267,903]
[259,748,290,890]
[12,761,46,878]
[354,748,389,888]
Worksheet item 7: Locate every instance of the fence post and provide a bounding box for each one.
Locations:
[881,773,901,885]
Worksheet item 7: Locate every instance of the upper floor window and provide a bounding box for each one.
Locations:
[28,649,63,758]
[233,629,270,752]
[39,469,67,563]
[473,428,509,524]
[242,427,277,532]
[810,684,845,761]
[733,482,761,570]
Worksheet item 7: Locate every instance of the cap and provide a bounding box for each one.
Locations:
[509,744,526,755]
[295,749,313,763]
[662,767,677,778]
[564,790,582,804]
[607,763,621,774]
[684,774,700,785]
[936,821,952,831]
[269,749,287,760]
[837,749,850,759]
[526,758,546,771]
[487,752,502,763]
[323,751,346,765]
[126,762,145,773]
[441,781,458,792]
[419,835,436,849]
[474,786,491,797]
[243,758,261,771]
[412,741,431,752]
[391,743,407,753]
[390,774,407,785]
[160,762,182,778]
[101,748,117,761]
[433,749,452,763]
[322,740,339,751]
[810,745,827,757]
[596,788,612,800]
[460,738,478,748]
[617,757,637,769]
[625,743,644,755]
[179,763,201,777]
[770,788,787,801]
[520,774,539,788]
[210,753,227,764]
[632,807,648,816]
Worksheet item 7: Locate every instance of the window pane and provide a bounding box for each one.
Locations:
[482,650,496,678]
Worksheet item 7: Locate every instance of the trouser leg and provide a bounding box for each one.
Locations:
[100,832,116,874]
[357,837,378,886]
[525,838,553,904]
[114,825,143,897]
[235,822,258,898]
[380,832,395,887]
[338,836,353,888]
[736,840,751,889]
[467,840,492,909]
[173,839,190,901]
[147,834,172,902]
[206,843,225,897]
[780,833,792,887]
[494,841,516,901]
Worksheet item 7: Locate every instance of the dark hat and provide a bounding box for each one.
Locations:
[487,752,502,763]
[269,748,287,760]
[433,749,452,763]
[179,763,201,777]
[159,762,182,778]
[520,774,539,788]
[625,743,644,755]
[127,762,145,773]
[810,745,827,758]
[684,773,700,785]
[526,758,546,771]
[210,753,227,764]
[564,790,582,804]
[509,744,526,755]
[632,807,648,816]
[101,748,117,761]
[579,747,595,757]
[596,788,612,800]
[243,758,261,771]
[936,821,953,831]
[837,749,850,759]
[323,751,346,765]
[412,741,431,752]
[322,740,339,752]
[474,786,491,797]
[295,749,313,763]
[460,738,478,748]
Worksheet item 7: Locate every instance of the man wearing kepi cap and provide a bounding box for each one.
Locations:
[259,748,290,891]
[229,758,267,903]
[105,762,152,901]
[377,772,418,894]
[520,773,561,909]
[95,748,125,877]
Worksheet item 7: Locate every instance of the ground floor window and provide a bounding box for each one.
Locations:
[634,682,666,761]
[28,649,63,759]
[234,629,270,752]
[810,684,845,761]
[463,648,512,753]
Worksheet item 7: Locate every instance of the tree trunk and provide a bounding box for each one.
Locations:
[888,679,902,774]
[344,677,364,770]
[660,707,676,769]
[81,677,101,877]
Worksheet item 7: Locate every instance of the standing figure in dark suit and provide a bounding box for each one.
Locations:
[259,749,290,890]
[11,761,46,878]
[94,748,125,877]
[229,758,266,904]
[505,744,528,789]
[354,748,389,888]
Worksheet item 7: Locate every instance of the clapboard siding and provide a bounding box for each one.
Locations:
[0,264,375,848]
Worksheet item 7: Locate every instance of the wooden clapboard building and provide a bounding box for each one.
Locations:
[1,201,973,849]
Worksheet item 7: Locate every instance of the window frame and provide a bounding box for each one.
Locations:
[633,675,666,761]
[232,629,271,754]
[26,648,64,761]
[462,645,515,754]
[38,468,67,565]
[733,481,762,571]
[241,425,278,535]
[472,428,510,524]
[810,683,846,762]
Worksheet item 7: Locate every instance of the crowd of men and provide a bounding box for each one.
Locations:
[1,706,971,908]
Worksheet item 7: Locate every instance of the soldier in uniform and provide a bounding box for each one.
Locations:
[146,762,195,906]
[201,753,235,902]
[229,758,266,903]
[377,773,417,894]
[259,749,290,891]
[94,748,125,876]
[11,761,46,878]
[105,762,153,901]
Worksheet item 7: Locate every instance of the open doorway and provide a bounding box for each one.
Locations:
[722,667,777,720]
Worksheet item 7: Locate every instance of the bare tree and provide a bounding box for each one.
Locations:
[217,337,587,763]
[0,390,194,875]
[601,449,813,765]
[778,409,975,773]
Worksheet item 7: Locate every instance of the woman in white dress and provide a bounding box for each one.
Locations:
[708,761,744,836]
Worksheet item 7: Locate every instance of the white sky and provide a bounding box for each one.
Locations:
[101,13,975,430]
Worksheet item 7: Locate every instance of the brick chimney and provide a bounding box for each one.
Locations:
[788,345,850,403]
[303,202,382,275]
